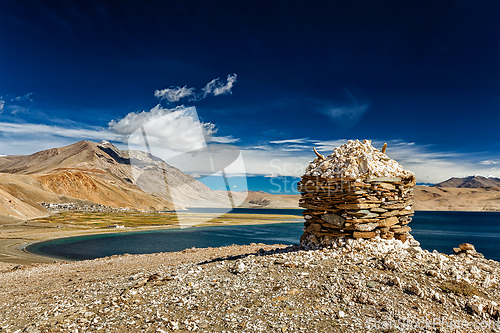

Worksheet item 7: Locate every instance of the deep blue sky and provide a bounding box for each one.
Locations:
[0,0,499,190]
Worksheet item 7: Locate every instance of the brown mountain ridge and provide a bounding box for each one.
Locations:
[0,140,228,222]
[1,141,499,223]
[433,175,500,188]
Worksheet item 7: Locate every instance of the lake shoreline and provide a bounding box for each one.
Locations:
[0,210,303,266]
[2,209,499,266]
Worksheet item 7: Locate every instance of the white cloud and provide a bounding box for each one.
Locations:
[480,160,499,165]
[153,74,238,104]
[0,76,242,163]
[10,106,29,115]
[282,148,307,152]
[0,122,113,140]
[110,105,213,152]
[0,93,34,115]
[202,74,237,97]
[2,76,240,157]
[0,122,118,156]
[269,138,308,144]
[109,105,238,152]
[264,173,280,178]
[310,139,352,152]
[211,136,240,144]
[154,86,195,103]
[13,93,33,103]
[110,104,177,135]
[285,144,311,150]
[250,146,269,150]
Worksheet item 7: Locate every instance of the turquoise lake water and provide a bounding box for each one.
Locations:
[27,210,500,262]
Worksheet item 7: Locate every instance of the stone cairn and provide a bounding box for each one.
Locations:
[453,243,483,258]
[297,140,416,245]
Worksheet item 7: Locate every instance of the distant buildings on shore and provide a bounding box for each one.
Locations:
[39,202,131,213]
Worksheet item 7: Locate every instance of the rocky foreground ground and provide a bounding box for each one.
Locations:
[0,237,499,333]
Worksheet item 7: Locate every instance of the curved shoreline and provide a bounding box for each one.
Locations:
[25,221,302,261]
[0,225,179,265]
[0,211,303,265]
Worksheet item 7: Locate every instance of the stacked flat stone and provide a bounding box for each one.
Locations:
[298,140,416,244]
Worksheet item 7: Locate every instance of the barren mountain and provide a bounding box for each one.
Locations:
[0,140,229,222]
[236,187,500,212]
[1,140,499,223]
[434,175,500,188]
[412,185,500,211]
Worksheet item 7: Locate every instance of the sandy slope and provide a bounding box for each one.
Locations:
[0,173,57,223]
[412,186,500,211]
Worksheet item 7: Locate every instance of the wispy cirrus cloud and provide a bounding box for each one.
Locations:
[13,92,33,103]
[248,145,269,150]
[317,89,369,127]
[211,136,240,144]
[0,120,120,156]
[480,160,499,165]
[269,138,309,144]
[154,86,195,103]
[0,76,240,156]
[0,121,113,140]
[281,148,308,152]
[110,75,240,151]
[201,74,237,97]
[286,144,311,149]
[246,138,500,182]
[0,93,34,115]
[154,74,237,103]
[0,92,117,154]
[310,139,350,152]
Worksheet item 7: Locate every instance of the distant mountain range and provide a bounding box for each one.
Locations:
[238,175,500,212]
[0,140,229,222]
[433,175,500,188]
[0,141,499,222]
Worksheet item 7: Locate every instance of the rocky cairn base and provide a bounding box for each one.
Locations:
[299,175,416,243]
[298,140,416,245]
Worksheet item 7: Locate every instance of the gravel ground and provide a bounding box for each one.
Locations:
[0,237,499,333]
